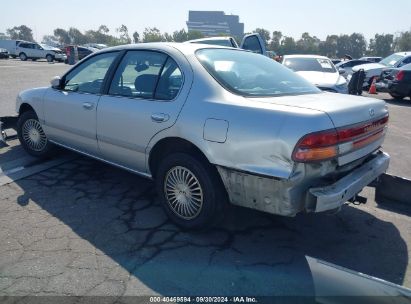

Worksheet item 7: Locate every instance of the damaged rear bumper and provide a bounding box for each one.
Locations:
[217,151,390,217]
[308,151,390,212]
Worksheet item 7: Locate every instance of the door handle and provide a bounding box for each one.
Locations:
[82,102,94,110]
[151,113,170,123]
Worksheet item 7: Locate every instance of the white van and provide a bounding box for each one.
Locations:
[0,39,25,58]
[16,42,66,62]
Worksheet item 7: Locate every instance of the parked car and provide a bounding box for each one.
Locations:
[335,59,372,78]
[359,56,382,63]
[0,39,25,58]
[15,43,389,229]
[282,55,348,93]
[83,43,108,50]
[64,45,98,63]
[16,42,67,62]
[352,52,411,88]
[0,48,9,59]
[187,33,268,57]
[375,63,411,100]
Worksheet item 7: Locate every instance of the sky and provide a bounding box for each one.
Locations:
[1,0,411,42]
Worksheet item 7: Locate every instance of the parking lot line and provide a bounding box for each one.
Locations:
[0,153,78,186]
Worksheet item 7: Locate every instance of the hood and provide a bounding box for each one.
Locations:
[352,62,386,73]
[250,92,387,128]
[295,71,344,87]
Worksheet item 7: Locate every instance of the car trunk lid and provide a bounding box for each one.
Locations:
[250,92,389,165]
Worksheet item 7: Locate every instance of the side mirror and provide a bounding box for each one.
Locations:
[338,68,346,75]
[50,76,62,89]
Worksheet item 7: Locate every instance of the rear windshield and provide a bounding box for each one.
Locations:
[283,57,337,73]
[196,49,320,97]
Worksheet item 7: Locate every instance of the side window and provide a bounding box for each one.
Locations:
[242,36,263,54]
[63,52,118,94]
[109,51,168,99]
[154,57,183,100]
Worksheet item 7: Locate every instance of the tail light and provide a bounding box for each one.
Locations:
[292,114,389,162]
[395,70,405,81]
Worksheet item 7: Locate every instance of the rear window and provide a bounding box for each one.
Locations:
[283,57,337,73]
[196,48,319,97]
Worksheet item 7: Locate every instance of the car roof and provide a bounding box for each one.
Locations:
[393,52,411,56]
[101,42,239,55]
[283,54,330,60]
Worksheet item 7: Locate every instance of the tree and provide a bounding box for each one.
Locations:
[296,32,320,54]
[368,34,393,57]
[349,33,367,58]
[132,31,140,43]
[98,25,109,34]
[269,31,282,51]
[7,25,34,41]
[280,36,297,54]
[42,35,59,46]
[254,28,270,46]
[163,32,173,42]
[54,28,71,44]
[68,27,87,44]
[143,27,163,42]
[394,31,411,52]
[319,35,338,57]
[116,24,131,44]
[187,30,204,40]
[0,32,10,40]
[172,29,188,42]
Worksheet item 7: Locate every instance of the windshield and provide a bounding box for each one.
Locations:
[283,57,337,73]
[196,49,320,97]
[379,54,404,67]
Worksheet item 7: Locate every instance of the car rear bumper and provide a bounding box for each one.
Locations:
[217,151,389,217]
[309,151,390,212]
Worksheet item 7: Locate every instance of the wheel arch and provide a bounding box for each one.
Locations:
[18,103,36,116]
[148,137,212,178]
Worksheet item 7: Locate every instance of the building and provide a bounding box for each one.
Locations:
[186,11,244,37]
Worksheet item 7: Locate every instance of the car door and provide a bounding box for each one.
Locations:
[97,49,190,173]
[42,51,120,155]
[240,33,267,56]
[32,43,44,59]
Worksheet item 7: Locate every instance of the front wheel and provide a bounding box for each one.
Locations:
[156,153,227,230]
[46,54,54,63]
[17,111,55,158]
[390,93,405,100]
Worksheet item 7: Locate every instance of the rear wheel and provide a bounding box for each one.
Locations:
[390,93,405,100]
[156,153,227,230]
[19,52,27,61]
[17,111,55,158]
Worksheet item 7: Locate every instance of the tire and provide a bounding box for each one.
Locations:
[19,52,27,61]
[46,54,54,63]
[155,152,227,230]
[17,111,55,158]
[390,93,405,100]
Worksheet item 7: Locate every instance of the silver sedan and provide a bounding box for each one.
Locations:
[16,43,389,229]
